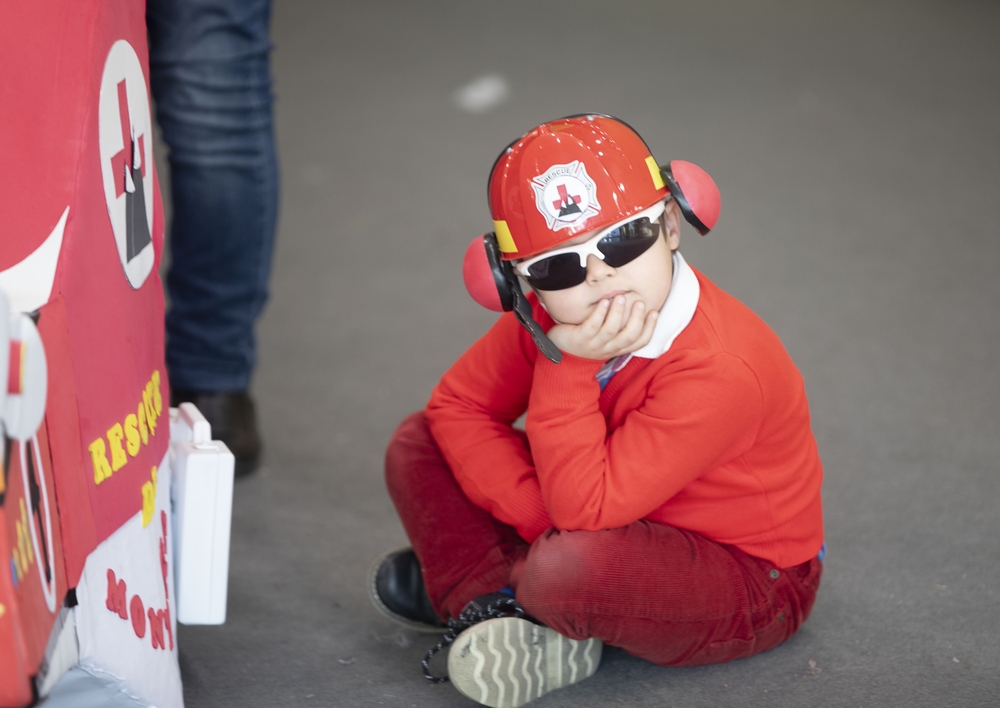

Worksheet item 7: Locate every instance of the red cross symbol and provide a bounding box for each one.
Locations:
[110,80,146,198]
[552,183,581,211]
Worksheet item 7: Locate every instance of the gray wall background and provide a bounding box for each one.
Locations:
[166,2,1000,706]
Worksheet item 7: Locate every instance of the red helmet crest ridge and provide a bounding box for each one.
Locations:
[488,115,669,261]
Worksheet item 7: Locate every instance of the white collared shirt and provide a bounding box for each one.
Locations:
[631,250,700,359]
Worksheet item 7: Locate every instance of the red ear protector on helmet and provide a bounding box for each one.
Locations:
[463,234,564,363]
[661,160,721,236]
[463,232,516,314]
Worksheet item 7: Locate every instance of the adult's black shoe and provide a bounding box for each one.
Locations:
[368,548,446,633]
[171,389,261,478]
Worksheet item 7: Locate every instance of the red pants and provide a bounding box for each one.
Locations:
[386,412,821,667]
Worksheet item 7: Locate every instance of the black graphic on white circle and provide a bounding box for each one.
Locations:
[99,40,155,289]
[531,161,601,231]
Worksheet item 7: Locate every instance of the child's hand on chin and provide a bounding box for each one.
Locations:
[547,295,658,360]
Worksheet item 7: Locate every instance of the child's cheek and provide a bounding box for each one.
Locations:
[537,291,581,326]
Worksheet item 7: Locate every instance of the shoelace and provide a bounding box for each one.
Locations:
[422,595,527,683]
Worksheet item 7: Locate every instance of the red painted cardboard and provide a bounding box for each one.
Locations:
[1,0,175,702]
[0,1,90,273]
[36,297,95,588]
[54,0,170,545]
[0,507,34,708]
[2,425,68,673]
[1,0,170,546]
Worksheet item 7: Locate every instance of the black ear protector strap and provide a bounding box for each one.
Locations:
[660,164,711,236]
[482,233,515,312]
[487,246,562,364]
[508,263,563,365]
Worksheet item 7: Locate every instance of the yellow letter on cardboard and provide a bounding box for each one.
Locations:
[124,413,140,457]
[137,402,149,446]
[144,382,157,435]
[141,466,158,528]
[107,423,128,472]
[89,438,113,484]
[151,370,163,416]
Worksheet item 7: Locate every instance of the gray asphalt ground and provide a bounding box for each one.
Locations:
[167,1,1000,706]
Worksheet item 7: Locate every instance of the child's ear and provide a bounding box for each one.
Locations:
[664,200,682,251]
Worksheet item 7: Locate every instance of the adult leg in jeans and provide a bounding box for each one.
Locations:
[147,0,278,475]
[385,412,529,620]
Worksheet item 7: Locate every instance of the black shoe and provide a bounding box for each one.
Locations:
[171,389,261,477]
[368,548,446,633]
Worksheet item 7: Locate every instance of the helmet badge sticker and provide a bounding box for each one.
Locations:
[531,161,601,231]
[99,40,155,290]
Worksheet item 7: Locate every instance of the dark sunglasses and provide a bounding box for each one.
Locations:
[514,201,666,291]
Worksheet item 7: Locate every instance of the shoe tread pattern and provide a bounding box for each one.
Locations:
[447,617,601,708]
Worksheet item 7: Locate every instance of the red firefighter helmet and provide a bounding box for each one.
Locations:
[488,114,670,261]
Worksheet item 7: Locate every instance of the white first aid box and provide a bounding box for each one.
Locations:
[171,438,234,625]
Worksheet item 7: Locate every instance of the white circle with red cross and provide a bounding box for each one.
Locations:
[2,307,48,442]
[99,40,155,290]
[531,161,601,231]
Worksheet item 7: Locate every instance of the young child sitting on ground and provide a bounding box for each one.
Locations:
[369,114,824,708]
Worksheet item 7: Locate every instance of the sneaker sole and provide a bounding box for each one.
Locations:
[447,617,602,708]
[366,548,446,634]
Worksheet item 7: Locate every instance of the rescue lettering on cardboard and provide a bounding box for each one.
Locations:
[88,369,163,485]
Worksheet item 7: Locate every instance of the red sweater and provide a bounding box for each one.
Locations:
[426,268,824,569]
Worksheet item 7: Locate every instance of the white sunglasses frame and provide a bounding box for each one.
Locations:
[514,199,669,277]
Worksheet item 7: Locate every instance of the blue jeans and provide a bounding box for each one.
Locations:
[148,0,279,392]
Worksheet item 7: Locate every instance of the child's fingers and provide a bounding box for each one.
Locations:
[598,296,628,342]
[636,309,659,346]
[622,309,659,353]
[628,300,649,336]
[580,298,612,338]
[610,301,647,349]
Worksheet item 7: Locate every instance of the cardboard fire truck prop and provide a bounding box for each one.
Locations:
[1,3,234,706]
